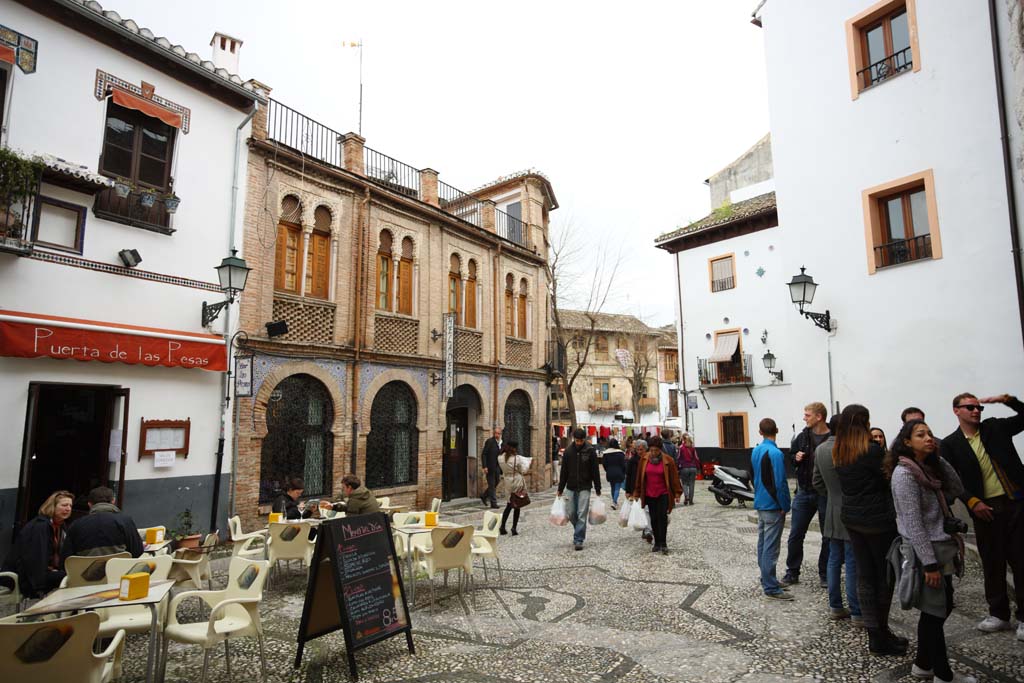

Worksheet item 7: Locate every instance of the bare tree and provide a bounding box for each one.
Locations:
[547,217,621,428]
[617,333,656,421]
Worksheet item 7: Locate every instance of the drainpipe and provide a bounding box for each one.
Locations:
[351,187,371,474]
[673,253,690,434]
[988,0,1024,351]
[492,244,503,428]
[216,103,257,532]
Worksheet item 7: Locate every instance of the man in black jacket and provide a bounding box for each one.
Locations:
[557,428,601,551]
[782,402,831,587]
[480,427,502,509]
[942,392,1024,636]
[63,486,144,560]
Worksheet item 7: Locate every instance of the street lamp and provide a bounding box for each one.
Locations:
[787,266,832,332]
[761,349,783,382]
[202,249,251,327]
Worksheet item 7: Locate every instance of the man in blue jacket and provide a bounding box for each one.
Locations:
[751,418,792,600]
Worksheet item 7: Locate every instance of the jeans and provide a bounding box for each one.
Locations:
[647,495,670,548]
[609,481,623,505]
[827,538,861,615]
[565,489,591,545]
[757,509,786,595]
[973,495,1024,621]
[679,468,698,503]
[916,577,954,681]
[848,527,897,631]
[785,489,828,580]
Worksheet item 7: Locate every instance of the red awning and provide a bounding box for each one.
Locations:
[0,45,14,66]
[0,310,226,371]
[111,88,183,129]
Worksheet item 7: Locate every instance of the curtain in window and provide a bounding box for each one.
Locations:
[711,258,733,282]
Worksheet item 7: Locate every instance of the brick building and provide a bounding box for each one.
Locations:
[232,98,557,527]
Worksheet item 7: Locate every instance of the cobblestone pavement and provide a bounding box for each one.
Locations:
[119,485,1022,683]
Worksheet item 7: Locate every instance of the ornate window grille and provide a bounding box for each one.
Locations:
[366,381,419,488]
[503,390,532,457]
[259,374,333,502]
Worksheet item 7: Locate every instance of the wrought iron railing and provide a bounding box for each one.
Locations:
[698,354,753,387]
[265,99,343,167]
[364,146,420,199]
[711,276,734,292]
[438,180,482,226]
[496,207,528,248]
[857,46,913,90]
[0,166,40,254]
[874,234,931,269]
[94,187,173,234]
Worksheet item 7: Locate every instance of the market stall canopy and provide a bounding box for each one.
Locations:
[0,309,226,371]
[707,332,739,363]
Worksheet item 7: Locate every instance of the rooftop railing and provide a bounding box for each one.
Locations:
[363,146,420,199]
[438,180,482,227]
[496,208,527,248]
[265,99,342,168]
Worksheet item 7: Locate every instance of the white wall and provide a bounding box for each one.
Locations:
[759,1,1024,446]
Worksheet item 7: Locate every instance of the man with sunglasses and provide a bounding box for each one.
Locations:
[942,392,1024,639]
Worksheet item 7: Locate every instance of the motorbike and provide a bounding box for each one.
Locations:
[707,464,756,506]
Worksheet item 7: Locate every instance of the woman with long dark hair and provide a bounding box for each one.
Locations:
[630,436,682,554]
[833,404,906,656]
[890,420,974,683]
[499,442,526,535]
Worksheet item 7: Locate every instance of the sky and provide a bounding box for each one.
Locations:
[112,0,771,326]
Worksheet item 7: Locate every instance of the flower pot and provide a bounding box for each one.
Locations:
[139,192,157,208]
[114,181,131,198]
[174,533,202,550]
[164,195,180,213]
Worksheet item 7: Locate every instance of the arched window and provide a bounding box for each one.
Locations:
[366,381,418,488]
[397,237,414,315]
[259,374,333,502]
[274,195,303,294]
[518,278,529,339]
[504,273,515,336]
[503,390,532,457]
[376,230,393,311]
[305,206,333,299]
[448,254,462,325]
[465,260,478,328]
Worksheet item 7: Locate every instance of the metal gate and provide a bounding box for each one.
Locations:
[503,389,532,457]
[366,381,418,488]
[260,374,333,502]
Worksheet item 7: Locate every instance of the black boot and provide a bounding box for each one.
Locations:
[884,630,909,653]
[868,628,903,656]
[499,527,508,535]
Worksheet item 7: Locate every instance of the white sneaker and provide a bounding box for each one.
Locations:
[933,673,977,683]
[1017,621,1024,642]
[976,615,1012,632]
[910,664,932,678]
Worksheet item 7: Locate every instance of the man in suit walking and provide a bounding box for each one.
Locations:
[481,426,502,508]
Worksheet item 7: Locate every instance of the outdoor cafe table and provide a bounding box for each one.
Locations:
[17,578,175,683]
[391,521,463,607]
[379,504,408,517]
[142,539,173,555]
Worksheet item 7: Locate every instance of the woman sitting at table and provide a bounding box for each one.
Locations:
[320,475,381,517]
[1,490,74,598]
[271,478,313,520]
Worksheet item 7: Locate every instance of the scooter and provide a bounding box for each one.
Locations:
[708,464,756,507]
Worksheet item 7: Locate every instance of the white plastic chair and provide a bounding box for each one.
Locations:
[0,571,23,615]
[472,511,504,585]
[430,497,442,513]
[266,522,315,586]
[168,532,219,590]
[413,525,475,612]
[161,557,270,683]
[376,496,391,509]
[228,516,266,559]
[0,611,125,683]
[97,555,173,642]
[62,552,131,588]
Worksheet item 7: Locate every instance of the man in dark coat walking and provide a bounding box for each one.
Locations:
[557,428,601,551]
[480,426,502,508]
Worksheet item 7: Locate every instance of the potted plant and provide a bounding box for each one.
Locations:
[163,193,181,213]
[113,177,133,198]
[170,507,202,550]
[138,188,157,208]
[0,149,42,239]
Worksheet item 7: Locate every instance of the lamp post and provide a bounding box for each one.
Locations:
[787,266,832,332]
[762,349,784,382]
[202,249,251,327]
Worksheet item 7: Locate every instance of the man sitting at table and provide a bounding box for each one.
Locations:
[271,478,314,520]
[63,486,144,560]
[321,475,381,517]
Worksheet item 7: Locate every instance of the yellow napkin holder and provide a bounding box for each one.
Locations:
[268,512,283,523]
[119,572,150,601]
[145,527,164,544]
[424,512,438,527]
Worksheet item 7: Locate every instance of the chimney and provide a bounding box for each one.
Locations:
[210,32,243,73]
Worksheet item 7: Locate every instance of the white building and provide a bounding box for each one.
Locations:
[0,0,265,555]
[659,1,1024,463]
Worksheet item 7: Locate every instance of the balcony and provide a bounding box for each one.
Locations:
[0,165,40,257]
[455,326,483,364]
[94,187,173,235]
[638,397,658,410]
[589,400,621,412]
[874,234,931,270]
[272,296,336,345]
[698,354,754,388]
[374,313,419,355]
[496,207,529,249]
[857,46,913,91]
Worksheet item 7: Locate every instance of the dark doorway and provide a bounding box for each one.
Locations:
[442,408,467,501]
[18,383,129,525]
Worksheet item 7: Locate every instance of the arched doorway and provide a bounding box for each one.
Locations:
[443,384,481,500]
[260,374,334,502]
[503,389,532,457]
[366,381,418,489]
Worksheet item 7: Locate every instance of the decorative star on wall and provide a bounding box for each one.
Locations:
[756,267,766,278]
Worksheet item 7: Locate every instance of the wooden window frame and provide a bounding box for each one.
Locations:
[517,292,527,340]
[31,195,87,254]
[717,412,749,449]
[448,272,462,325]
[99,101,176,192]
[708,253,736,293]
[304,229,331,299]
[464,275,477,328]
[376,252,392,311]
[595,335,609,361]
[845,0,920,99]
[397,257,413,315]
[504,288,515,337]
[592,379,611,403]
[274,221,303,294]
[861,169,942,274]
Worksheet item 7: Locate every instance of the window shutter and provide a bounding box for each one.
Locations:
[305,232,330,299]
[398,259,413,315]
[465,279,477,328]
[517,295,527,339]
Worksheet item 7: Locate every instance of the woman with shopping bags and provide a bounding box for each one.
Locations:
[630,436,682,554]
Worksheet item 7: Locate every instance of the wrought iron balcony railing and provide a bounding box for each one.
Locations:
[496,208,528,248]
[438,180,482,227]
[874,234,932,269]
[364,146,420,199]
[857,46,913,91]
[0,166,41,256]
[697,354,754,387]
[711,276,734,292]
[94,187,173,234]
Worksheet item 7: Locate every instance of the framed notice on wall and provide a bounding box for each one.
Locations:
[138,417,190,460]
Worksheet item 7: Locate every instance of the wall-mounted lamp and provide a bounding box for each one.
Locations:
[430,328,443,342]
[787,266,832,332]
[202,249,251,327]
[118,249,142,268]
[429,372,441,386]
[762,349,784,382]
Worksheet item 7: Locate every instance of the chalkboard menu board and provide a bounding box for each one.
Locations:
[295,513,414,679]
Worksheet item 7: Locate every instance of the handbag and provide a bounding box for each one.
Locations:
[509,490,531,508]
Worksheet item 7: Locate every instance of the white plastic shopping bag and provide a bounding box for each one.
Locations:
[549,496,568,526]
[618,499,632,527]
[589,496,608,525]
[628,500,649,530]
